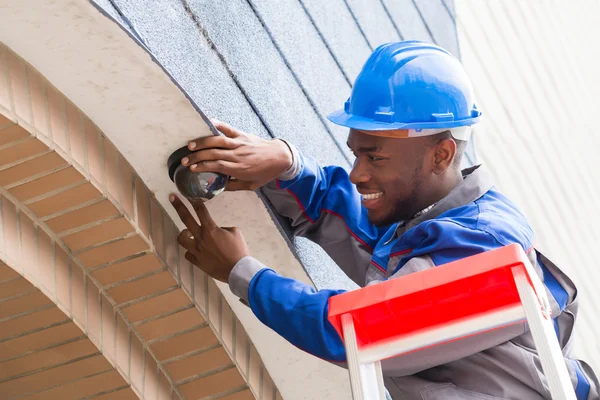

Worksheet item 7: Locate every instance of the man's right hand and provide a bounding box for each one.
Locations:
[183,120,293,191]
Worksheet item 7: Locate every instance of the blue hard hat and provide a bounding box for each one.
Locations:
[328,41,481,131]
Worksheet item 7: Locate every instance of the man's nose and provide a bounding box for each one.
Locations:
[349,158,370,185]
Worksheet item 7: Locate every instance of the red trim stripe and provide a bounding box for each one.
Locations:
[370,259,386,273]
[390,249,412,258]
[276,181,374,252]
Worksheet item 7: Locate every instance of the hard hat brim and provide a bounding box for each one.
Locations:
[327,109,481,131]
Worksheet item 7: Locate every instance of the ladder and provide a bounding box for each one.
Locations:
[327,244,577,400]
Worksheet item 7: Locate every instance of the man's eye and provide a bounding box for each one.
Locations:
[368,155,385,162]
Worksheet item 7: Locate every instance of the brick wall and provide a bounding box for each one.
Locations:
[0,43,280,400]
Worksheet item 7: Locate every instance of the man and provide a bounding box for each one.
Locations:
[169,41,598,399]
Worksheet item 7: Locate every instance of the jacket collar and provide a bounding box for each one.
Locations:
[385,165,495,244]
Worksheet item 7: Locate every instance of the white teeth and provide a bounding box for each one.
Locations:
[362,192,383,200]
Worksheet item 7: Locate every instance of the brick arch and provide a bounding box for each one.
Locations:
[0,43,277,399]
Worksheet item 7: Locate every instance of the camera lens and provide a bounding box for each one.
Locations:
[173,164,228,200]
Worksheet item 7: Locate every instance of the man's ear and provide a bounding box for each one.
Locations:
[432,138,457,174]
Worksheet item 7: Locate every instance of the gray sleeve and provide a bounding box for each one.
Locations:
[261,141,373,286]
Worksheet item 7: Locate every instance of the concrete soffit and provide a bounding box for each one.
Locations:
[0,0,350,399]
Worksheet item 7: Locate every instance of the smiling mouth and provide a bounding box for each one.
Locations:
[361,192,383,200]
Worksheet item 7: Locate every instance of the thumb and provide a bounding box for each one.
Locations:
[225,180,256,191]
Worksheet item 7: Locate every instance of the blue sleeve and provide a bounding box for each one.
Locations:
[248,268,347,362]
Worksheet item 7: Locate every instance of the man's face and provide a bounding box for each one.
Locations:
[347,129,433,226]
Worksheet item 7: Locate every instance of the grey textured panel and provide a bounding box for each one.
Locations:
[92,0,129,26]
[380,0,433,42]
[344,0,402,47]
[185,0,349,168]
[243,0,354,161]
[413,0,459,57]
[109,0,270,140]
[298,0,372,80]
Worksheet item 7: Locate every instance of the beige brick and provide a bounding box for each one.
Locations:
[66,101,86,168]
[77,235,148,268]
[19,212,37,281]
[0,46,11,109]
[46,199,118,233]
[157,369,172,400]
[7,51,31,123]
[107,270,176,305]
[0,306,67,341]
[120,158,135,219]
[194,268,207,314]
[87,278,102,345]
[0,354,110,398]
[0,277,34,301]
[115,312,130,377]
[27,68,49,136]
[0,151,67,187]
[0,290,51,320]
[24,369,126,400]
[104,139,120,202]
[0,124,30,147]
[137,307,204,342]
[248,346,262,397]
[28,182,101,217]
[179,366,245,399]
[0,322,81,361]
[262,366,275,400]
[101,293,116,362]
[47,85,67,151]
[207,278,221,335]
[85,119,103,184]
[144,350,159,399]
[221,301,235,353]
[92,253,162,287]
[165,346,231,382]
[0,138,48,170]
[0,338,97,380]
[1,197,20,263]
[71,264,85,326]
[150,198,165,258]
[62,217,134,252]
[179,246,192,296]
[130,333,144,392]
[135,176,151,239]
[122,289,190,323]
[9,166,84,202]
[151,326,219,361]
[55,245,71,312]
[37,230,54,297]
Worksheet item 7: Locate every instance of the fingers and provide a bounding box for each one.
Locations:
[191,198,217,229]
[187,135,238,152]
[177,229,196,250]
[185,251,199,266]
[182,148,237,167]
[210,119,241,138]
[225,179,256,192]
[189,160,240,176]
[169,194,202,239]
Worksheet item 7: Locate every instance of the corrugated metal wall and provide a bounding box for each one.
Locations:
[455,0,600,372]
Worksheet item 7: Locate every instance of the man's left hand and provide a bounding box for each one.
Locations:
[170,194,249,283]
